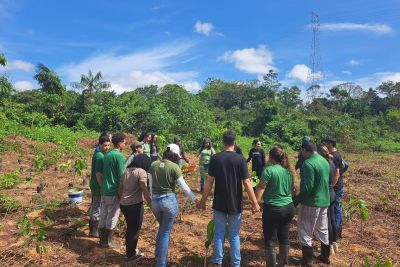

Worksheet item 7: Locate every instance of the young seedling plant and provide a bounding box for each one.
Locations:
[343,197,369,238]
[17,215,48,264]
[362,253,393,267]
[204,219,214,267]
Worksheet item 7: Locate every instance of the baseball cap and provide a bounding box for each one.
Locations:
[167,143,182,158]
[131,141,144,150]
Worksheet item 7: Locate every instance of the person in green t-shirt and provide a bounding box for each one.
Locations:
[255,146,296,267]
[293,141,331,266]
[198,138,215,193]
[142,132,152,158]
[98,132,126,248]
[149,144,197,267]
[89,135,111,238]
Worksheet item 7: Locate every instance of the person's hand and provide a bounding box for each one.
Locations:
[196,199,206,210]
[251,203,260,214]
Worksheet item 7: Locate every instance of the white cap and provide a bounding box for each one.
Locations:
[167,143,182,158]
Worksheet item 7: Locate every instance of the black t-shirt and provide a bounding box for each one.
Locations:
[208,151,249,214]
[247,148,266,170]
[332,151,343,189]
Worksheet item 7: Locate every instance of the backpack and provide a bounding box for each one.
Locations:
[341,159,349,174]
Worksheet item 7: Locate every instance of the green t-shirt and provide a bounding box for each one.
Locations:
[261,164,293,206]
[199,147,215,165]
[150,159,182,195]
[90,151,104,196]
[142,143,151,157]
[295,153,330,207]
[100,149,126,196]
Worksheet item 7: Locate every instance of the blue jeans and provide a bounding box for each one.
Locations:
[200,163,209,193]
[334,185,343,228]
[152,193,178,267]
[178,158,183,169]
[212,210,242,267]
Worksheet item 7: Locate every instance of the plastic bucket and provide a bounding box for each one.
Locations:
[68,188,84,205]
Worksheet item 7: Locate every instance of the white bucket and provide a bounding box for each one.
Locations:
[68,188,84,205]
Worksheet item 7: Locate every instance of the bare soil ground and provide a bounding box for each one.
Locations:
[0,136,399,266]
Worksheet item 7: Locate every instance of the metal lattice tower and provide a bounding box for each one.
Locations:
[307,12,322,98]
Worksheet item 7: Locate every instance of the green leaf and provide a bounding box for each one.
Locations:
[33,219,46,228]
[205,219,214,248]
[362,257,370,267]
[361,208,369,221]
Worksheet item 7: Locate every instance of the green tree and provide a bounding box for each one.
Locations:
[278,86,302,113]
[0,54,14,107]
[34,64,66,95]
[71,70,110,94]
[262,69,281,91]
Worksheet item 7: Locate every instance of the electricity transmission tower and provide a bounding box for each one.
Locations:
[307,11,323,98]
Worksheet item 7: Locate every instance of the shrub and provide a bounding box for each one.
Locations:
[0,194,22,213]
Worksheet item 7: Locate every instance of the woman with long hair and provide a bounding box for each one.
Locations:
[149,144,197,267]
[317,144,338,255]
[198,138,215,193]
[255,147,296,267]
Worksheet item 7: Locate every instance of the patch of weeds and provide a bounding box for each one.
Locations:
[0,194,22,213]
[0,170,21,189]
[43,200,65,216]
[362,253,393,266]
[0,139,22,153]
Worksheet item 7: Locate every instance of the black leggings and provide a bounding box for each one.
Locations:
[262,203,295,247]
[120,202,144,258]
[328,189,337,244]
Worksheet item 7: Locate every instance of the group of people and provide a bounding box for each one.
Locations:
[88,130,346,267]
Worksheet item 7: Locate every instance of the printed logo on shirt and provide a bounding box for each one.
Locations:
[160,162,165,168]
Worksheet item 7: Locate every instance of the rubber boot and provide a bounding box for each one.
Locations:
[301,246,313,267]
[278,245,290,267]
[317,243,330,264]
[99,228,107,247]
[105,229,116,248]
[265,246,276,267]
[89,220,99,237]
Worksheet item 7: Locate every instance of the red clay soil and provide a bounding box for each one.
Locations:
[0,137,399,266]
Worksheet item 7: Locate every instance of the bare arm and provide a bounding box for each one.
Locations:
[243,178,260,213]
[333,168,340,186]
[255,180,267,203]
[139,180,152,206]
[197,175,215,209]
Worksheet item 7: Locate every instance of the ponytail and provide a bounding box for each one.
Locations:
[269,147,298,180]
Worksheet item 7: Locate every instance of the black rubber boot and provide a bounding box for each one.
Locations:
[265,246,276,267]
[99,228,108,247]
[317,243,330,264]
[278,245,290,267]
[301,246,313,267]
[89,220,99,237]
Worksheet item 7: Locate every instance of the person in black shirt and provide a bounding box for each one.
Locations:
[247,139,266,179]
[321,136,344,240]
[197,130,260,267]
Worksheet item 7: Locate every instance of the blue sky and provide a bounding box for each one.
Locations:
[1,0,399,93]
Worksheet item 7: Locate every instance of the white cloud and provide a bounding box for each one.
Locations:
[194,21,214,36]
[181,81,201,93]
[347,59,362,66]
[319,23,393,34]
[59,42,200,94]
[342,71,352,75]
[1,59,34,72]
[219,45,274,75]
[376,72,400,83]
[13,81,35,91]
[287,64,323,83]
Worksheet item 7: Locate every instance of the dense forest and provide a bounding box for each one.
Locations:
[1,55,400,152]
